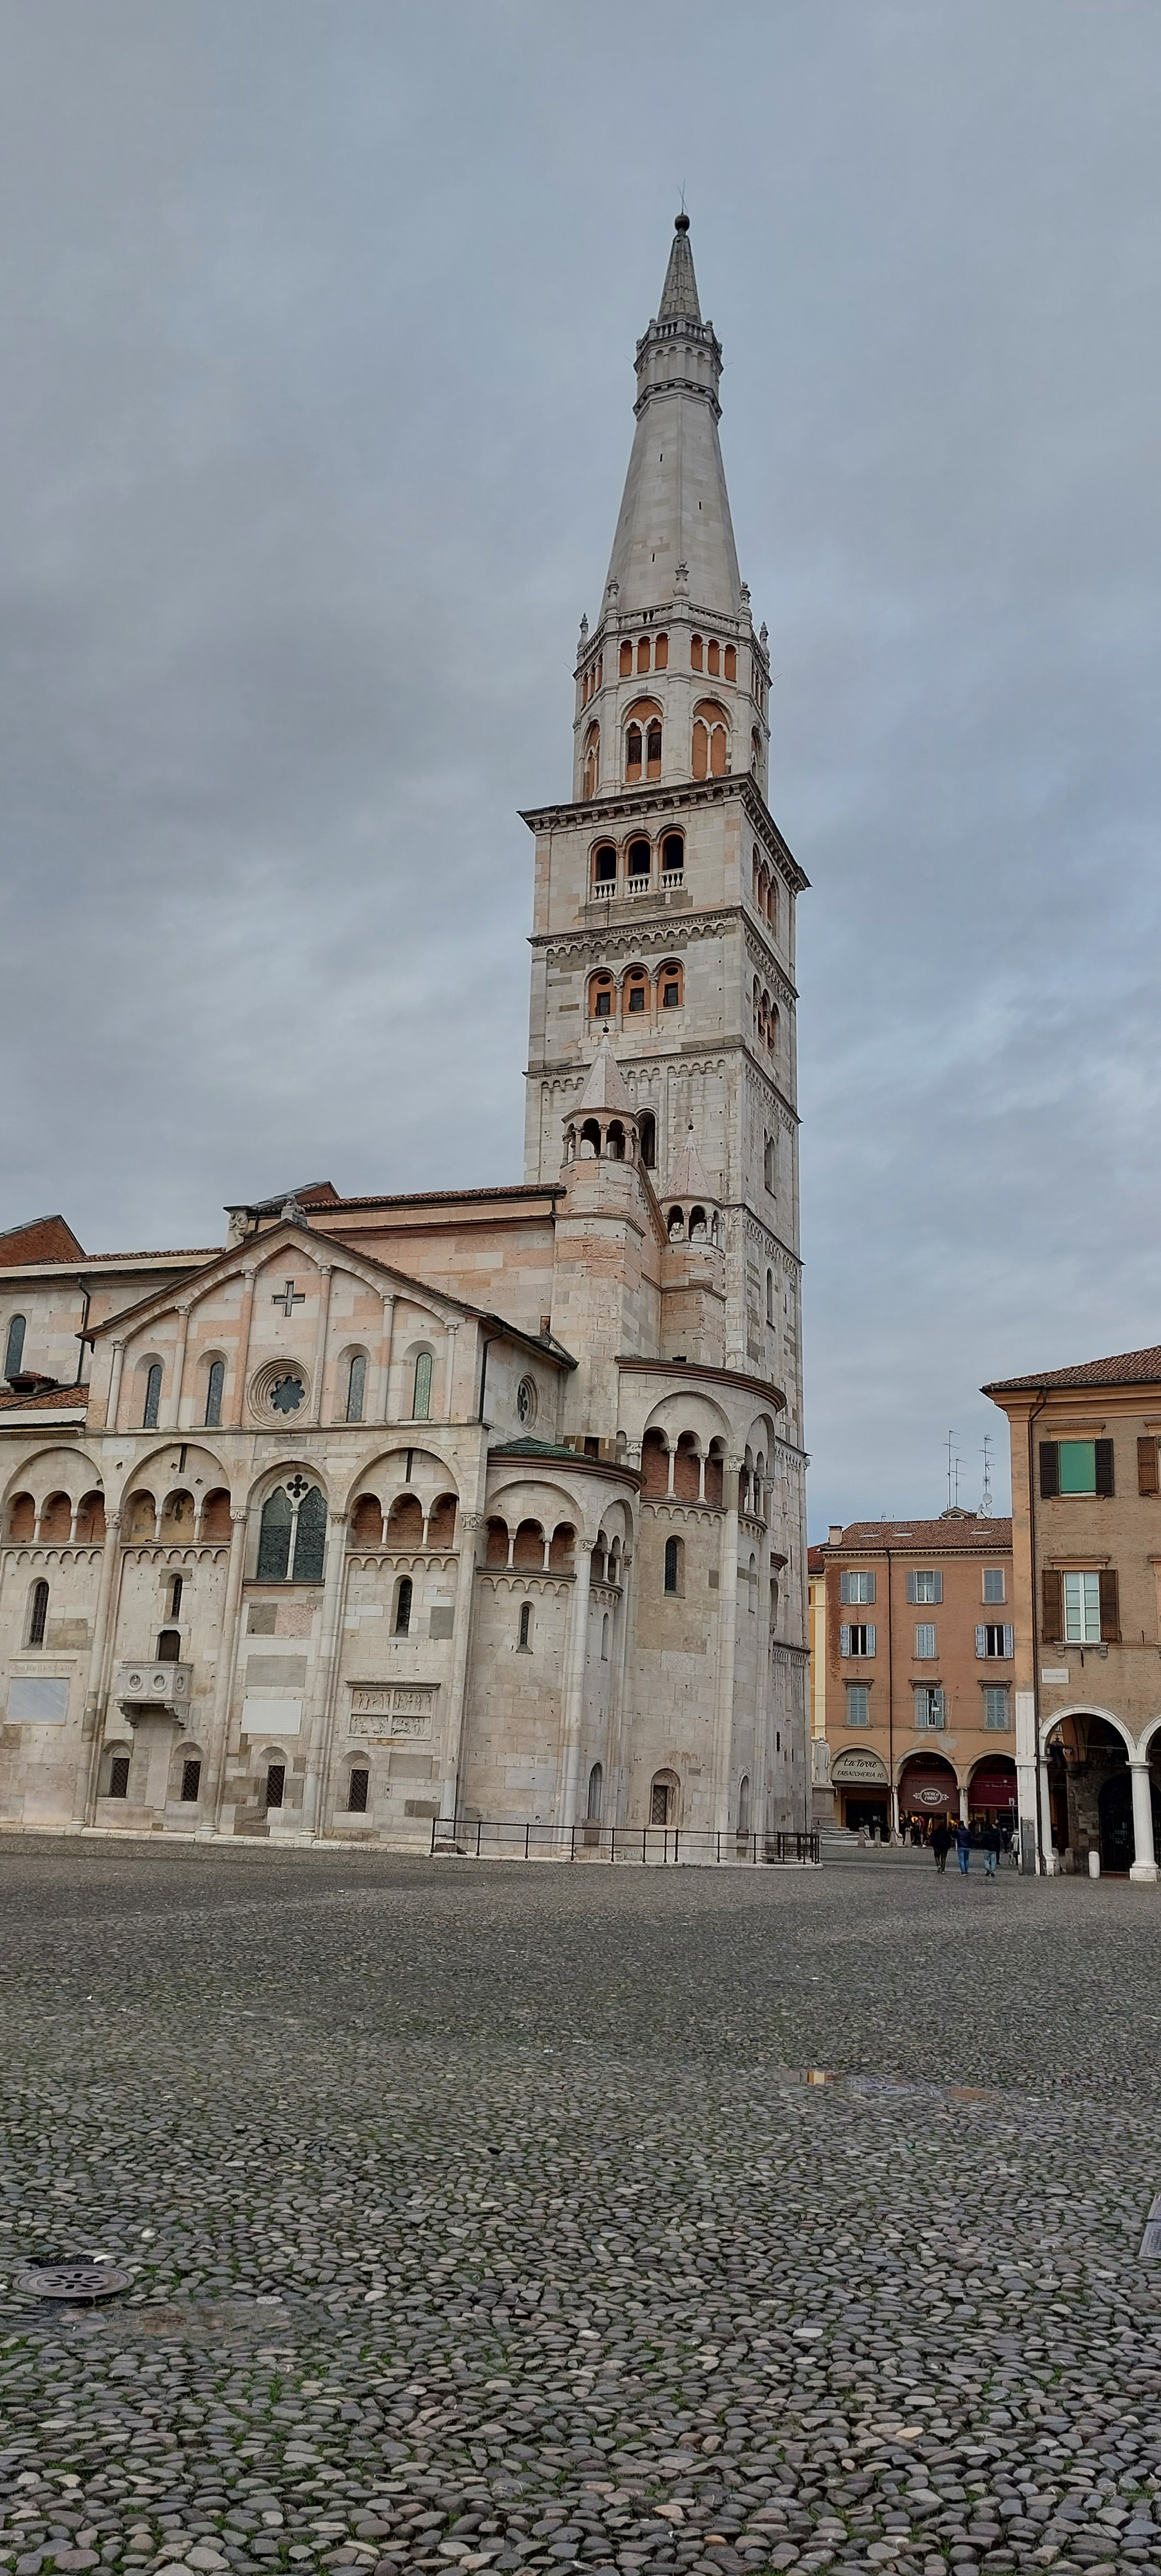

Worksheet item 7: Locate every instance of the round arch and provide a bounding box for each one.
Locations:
[1038,1701,1137,1759]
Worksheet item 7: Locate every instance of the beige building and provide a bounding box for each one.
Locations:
[0,219,809,1853]
[814,1515,1015,1837]
[986,1344,1161,1879]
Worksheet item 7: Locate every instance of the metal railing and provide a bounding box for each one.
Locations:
[430,1817,820,1866]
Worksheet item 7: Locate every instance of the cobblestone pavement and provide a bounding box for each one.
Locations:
[1,1844,1160,2576]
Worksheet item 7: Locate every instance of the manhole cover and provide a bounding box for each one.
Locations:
[14,2262,131,2301]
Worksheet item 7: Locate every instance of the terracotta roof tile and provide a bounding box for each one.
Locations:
[0,1383,90,1414]
[825,1518,1012,1550]
[984,1346,1161,1393]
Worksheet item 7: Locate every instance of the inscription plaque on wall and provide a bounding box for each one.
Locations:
[349,1683,437,1739]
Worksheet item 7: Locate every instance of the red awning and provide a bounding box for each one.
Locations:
[899,1775,958,1814]
[969,1769,1017,1809]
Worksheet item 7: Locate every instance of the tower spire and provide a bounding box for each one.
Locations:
[602,215,742,622]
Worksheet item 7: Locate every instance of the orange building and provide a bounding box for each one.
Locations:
[817,1514,1014,1836]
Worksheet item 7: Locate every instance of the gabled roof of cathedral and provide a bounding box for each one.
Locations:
[575,1037,635,1119]
[0,1213,86,1266]
[667,1123,716,1203]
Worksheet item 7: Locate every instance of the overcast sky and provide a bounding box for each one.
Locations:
[0,1,1158,1535]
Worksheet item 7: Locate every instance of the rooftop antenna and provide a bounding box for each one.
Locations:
[946,1429,955,1513]
[980,1433,994,1519]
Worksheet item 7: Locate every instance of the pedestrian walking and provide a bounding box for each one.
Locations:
[980,1820,1001,1881]
[955,1818,972,1874]
[931,1821,950,1874]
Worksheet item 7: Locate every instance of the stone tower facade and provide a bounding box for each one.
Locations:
[523,216,806,1458]
[0,219,811,1855]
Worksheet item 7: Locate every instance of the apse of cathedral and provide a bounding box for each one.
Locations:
[0,219,809,1850]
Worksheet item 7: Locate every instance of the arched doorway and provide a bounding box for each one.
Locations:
[898,1754,959,1842]
[969,1757,1017,1843]
[1097,1769,1161,1874]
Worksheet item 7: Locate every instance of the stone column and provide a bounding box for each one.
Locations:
[440,1513,486,1825]
[205,1508,250,1836]
[959,1783,970,1825]
[557,1538,593,1828]
[232,1272,257,1424]
[442,1321,459,1421]
[1037,1753,1056,1876]
[377,1292,396,1422]
[300,1509,349,1838]
[104,1343,125,1432]
[1129,1761,1159,1883]
[308,1266,334,1427]
[77,1507,123,1826]
[168,1306,191,1430]
[709,1461,741,1833]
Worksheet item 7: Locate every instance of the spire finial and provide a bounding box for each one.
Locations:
[675,210,690,233]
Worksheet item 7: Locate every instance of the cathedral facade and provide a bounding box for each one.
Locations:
[0,221,809,1852]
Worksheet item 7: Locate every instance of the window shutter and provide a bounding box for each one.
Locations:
[1039,1442,1058,1498]
[975,1624,987,1659]
[840,1623,851,1657]
[1003,1623,1014,1658]
[1095,1438,1115,1497]
[1099,1569,1120,1641]
[865,1623,876,1656]
[906,1572,917,1604]
[933,1571,943,1602]
[1139,1436,1160,1496]
[933,1689,945,1726]
[1041,1568,1064,1639]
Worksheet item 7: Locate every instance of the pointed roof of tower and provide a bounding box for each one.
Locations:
[602,217,742,623]
[657,211,701,322]
[668,1121,716,1203]
[576,1036,635,1118]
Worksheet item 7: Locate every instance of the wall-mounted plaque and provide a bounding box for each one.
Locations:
[349,1683,437,1740]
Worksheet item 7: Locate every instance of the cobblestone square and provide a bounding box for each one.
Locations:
[1,1845,1159,2576]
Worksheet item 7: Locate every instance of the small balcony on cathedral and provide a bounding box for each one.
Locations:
[115,1659,194,1719]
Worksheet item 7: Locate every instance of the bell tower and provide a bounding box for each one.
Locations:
[522,214,808,1450]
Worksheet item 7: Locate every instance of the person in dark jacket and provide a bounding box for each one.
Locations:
[954,1818,973,1873]
[931,1822,951,1873]
[979,1819,1002,1880]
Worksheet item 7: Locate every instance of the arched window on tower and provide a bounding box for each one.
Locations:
[636,636,650,673]
[690,633,704,671]
[707,640,720,676]
[692,702,728,780]
[589,972,614,1021]
[619,640,633,678]
[767,1269,774,1325]
[661,832,684,884]
[346,1353,367,1423]
[3,1315,26,1380]
[204,1358,225,1428]
[142,1362,163,1428]
[645,720,662,778]
[625,724,642,782]
[626,836,651,890]
[624,967,648,1016]
[592,844,617,897]
[764,1135,776,1193]
[638,1111,656,1169]
[412,1350,433,1421]
[654,633,669,670]
[724,644,737,681]
[583,723,600,798]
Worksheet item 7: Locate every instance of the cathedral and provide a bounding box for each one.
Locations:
[0,219,809,1852]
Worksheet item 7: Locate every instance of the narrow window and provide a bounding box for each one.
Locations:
[764,1137,775,1192]
[204,1358,225,1427]
[982,1568,1006,1603]
[143,1362,163,1428]
[982,1687,1010,1730]
[914,1623,936,1660]
[845,1683,870,1726]
[737,1774,750,1834]
[593,844,617,886]
[348,1767,370,1814]
[625,724,642,780]
[626,976,646,1013]
[257,1485,293,1582]
[265,1764,285,1811]
[3,1314,26,1379]
[291,1484,327,1583]
[710,723,727,776]
[637,636,650,673]
[627,836,651,882]
[180,1759,202,1803]
[707,640,720,676]
[661,832,684,878]
[27,1579,49,1647]
[766,1270,774,1325]
[619,640,633,677]
[412,1351,432,1420]
[109,1754,131,1798]
[645,720,662,776]
[664,1536,680,1595]
[661,972,681,1009]
[638,1111,656,1168]
[168,1573,183,1619]
[346,1353,367,1423]
[157,1628,182,1662]
[518,1602,532,1650]
[650,1775,674,1825]
[583,724,600,797]
[594,981,612,1018]
[587,1761,603,1821]
[690,634,703,671]
[724,643,737,681]
[601,1610,610,1660]
[654,633,668,670]
[394,1576,413,1637]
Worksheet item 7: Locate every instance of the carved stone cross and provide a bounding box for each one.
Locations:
[272,1279,305,1318]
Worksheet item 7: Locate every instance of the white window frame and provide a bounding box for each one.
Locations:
[1064,1570,1101,1645]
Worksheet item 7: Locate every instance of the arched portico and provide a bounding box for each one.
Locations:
[1038,1704,1160,1882]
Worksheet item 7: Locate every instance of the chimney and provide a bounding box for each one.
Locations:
[828,1524,843,1544]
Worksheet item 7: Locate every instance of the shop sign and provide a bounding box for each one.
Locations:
[901,1775,957,1813]
[831,1748,889,1785]
[969,1768,1017,1809]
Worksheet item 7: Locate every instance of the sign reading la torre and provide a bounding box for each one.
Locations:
[0,220,810,1850]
